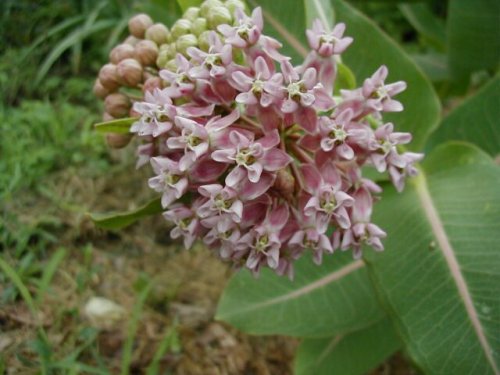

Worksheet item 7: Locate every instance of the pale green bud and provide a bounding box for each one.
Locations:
[171,19,192,39]
[156,49,170,68]
[192,17,208,36]
[166,43,177,59]
[207,6,232,29]
[198,31,212,52]
[165,59,178,72]
[145,23,170,45]
[183,7,200,21]
[200,0,224,18]
[225,0,246,15]
[176,34,198,55]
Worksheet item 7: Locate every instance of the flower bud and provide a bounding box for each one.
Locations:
[99,63,120,91]
[116,58,143,87]
[156,49,170,68]
[165,59,178,72]
[200,0,224,18]
[106,133,133,149]
[176,34,198,55]
[102,112,114,121]
[225,0,246,15]
[143,76,162,93]
[183,6,200,21]
[105,93,131,118]
[134,40,158,66]
[128,14,153,38]
[207,6,232,29]
[124,35,140,46]
[191,17,207,36]
[273,169,295,201]
[109,43,135,64]
[198,31,212,52]
[145,23,170,45]
[93,79,109,99]
[171,19,192,39]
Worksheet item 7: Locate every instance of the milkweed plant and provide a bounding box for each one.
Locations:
[94,0,421,279]
[91,1,500,374]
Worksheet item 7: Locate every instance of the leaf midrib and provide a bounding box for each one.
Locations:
[414,171,499,373]
[218,259,364,318]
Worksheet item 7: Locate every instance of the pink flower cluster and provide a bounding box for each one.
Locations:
[129,7,422,278]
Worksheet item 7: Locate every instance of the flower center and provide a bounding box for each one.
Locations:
[186,133,202,147]
[214,194,232,211]
[164,174,180,186]
[205,54,222,68]
[287,81,305,100]
[320,34,339,45]
[255,234,269,252]
[235,148,256,166]
[252,79,264,94]
[320,193,337,214]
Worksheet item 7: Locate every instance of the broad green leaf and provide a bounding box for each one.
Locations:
[412,53,449,82]
[427,76,500,156]
[94,117,137,134]
[89,198,162,230]
[295,318,402,375]
[447,0,500,84]
[334,62,357,94]
[216,251,385,337]
[251,0,308,62]
[305,0,335,30]
[365,142,500,374]
[399,3,446,51]
[175,0,202,13]
[332,0,441,151]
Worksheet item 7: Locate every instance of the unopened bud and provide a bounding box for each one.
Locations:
[105,93,131,118]
[135,40,158,66]
[93,79,109,99]
[192,17,207,36]
[99,63,120,91]
[106,133,133,149]
[165,59,178,72]
[225,0,246,15]
[273,169,296,201]
[183,7,200,21]
[116,58,143,87]
[102,112,114,122]
[198,31,212,51]
[171,19,192,39]
[109,43,135,64]
[128,14,153,38]
[143,76,162,93]
[207,6,232,29]
[176,34,198,55]
[200,0,224,18]
[124,35,140,46]
[145,23,170,45]
[156,49,170,68]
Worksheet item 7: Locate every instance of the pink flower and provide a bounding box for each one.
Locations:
[167,109,239,171]
[148,157,188,208]
[306,20,353,57]
[231,56,282,108]
[362,65,407,112]
[131,89,176,137]
[301,163,354,232]
[197,184,243,224]
[218,7,263,48]
[163,203,202,249]
[211,129,291,187]
[160,54,195,98]
[236,203,290,272]
[187,32,233,79]
[334,187,386,259]
[318,108,357,159]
